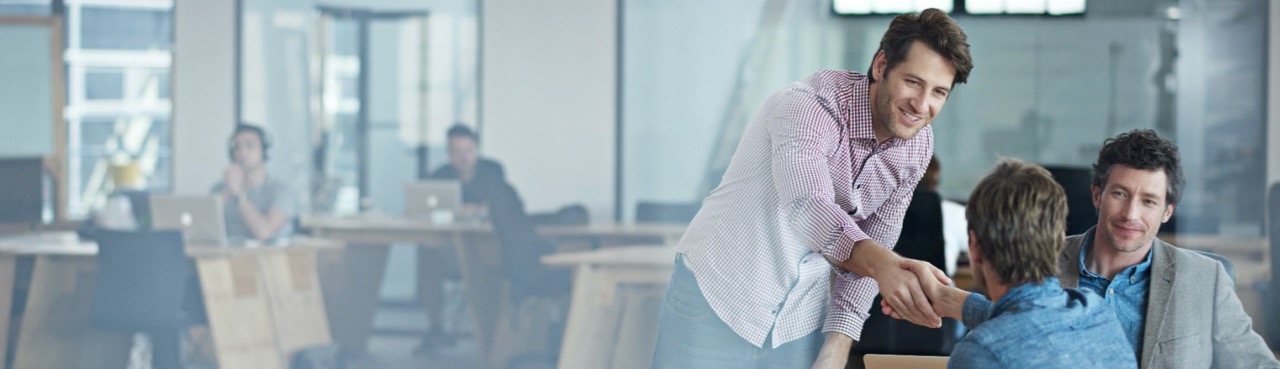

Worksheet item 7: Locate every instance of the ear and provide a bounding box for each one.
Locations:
[871,50,888,82]
[1090,184,1102,209]
[967,230,981,266]
[1161,203,1176,223]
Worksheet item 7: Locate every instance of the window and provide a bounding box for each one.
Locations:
[64,0,173,218]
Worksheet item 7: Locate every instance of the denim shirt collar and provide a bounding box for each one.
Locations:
[1078,227,1154,283]
[989,277,1063,320]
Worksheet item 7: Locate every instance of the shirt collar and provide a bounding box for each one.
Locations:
[989,276,1063,319]
[1078,227,1155,282]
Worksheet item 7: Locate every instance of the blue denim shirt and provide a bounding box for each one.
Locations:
[1076,230,1153,355]
[949,277,1137,369]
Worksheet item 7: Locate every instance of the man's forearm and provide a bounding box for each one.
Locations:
[811,332,855,369]
[831,238,895,278]
[934,285,970,320]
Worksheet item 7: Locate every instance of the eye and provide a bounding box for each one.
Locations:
[933,89,949,98]
[906,79,920,87]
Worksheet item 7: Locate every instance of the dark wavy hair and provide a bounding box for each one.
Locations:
[867,8,973,87]
[1091,129,1185,206]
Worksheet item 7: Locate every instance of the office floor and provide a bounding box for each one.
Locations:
[359,245,480,369]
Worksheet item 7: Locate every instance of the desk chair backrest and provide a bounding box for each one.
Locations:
[635,201,701,224]
[89,230,189,331]
[1191,249,1235,287]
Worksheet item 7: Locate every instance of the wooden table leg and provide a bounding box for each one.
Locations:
[196,255,285,369]
[0,254,15,367]
[12,255,130,369]
[318,244,388,351]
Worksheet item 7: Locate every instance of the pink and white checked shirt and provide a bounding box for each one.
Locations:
[675,70,933,348]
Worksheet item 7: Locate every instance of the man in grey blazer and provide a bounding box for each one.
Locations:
[885,129,1278,368]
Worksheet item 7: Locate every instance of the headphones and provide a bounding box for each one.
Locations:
[229,123,271,162]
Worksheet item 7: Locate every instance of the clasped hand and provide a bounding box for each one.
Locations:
[876,258,950,328]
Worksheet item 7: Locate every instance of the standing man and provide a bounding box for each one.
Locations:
[651,8,974,368]
[947,159,1135,368]
[892,130,1280,368]
[213,123,296,243]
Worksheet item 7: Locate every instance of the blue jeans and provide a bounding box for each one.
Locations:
[652,255,822,369]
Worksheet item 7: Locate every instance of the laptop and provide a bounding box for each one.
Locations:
[405,180,463,223]
[149,195,228,246]
[863,354,948,369]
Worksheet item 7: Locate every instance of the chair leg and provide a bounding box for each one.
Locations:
[147,328,182,369]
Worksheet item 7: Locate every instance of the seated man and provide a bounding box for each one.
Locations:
[945,159,1135,368]
[429,124,507,218]
[212,123,295,243]
[893,130,1280,368]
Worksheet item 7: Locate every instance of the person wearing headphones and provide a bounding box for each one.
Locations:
[211,123,296,243]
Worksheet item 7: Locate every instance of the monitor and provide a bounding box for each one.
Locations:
[0,157,44,224]
[1043,166,1097,236]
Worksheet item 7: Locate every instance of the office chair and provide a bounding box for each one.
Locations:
[89,230,190,369]
[854,190,952,357]
[635,201,702,224]
[1191,249,1235,287]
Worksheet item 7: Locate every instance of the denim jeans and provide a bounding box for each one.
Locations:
[652,255,822,369]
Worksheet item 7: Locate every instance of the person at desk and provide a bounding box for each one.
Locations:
[652,8,974,369]
[428,124,507,218]
[211,123,296,243]
[946,159,1135,368]
[889,130,1280,368]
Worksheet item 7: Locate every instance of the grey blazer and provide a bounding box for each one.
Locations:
[1059,228,1279,369]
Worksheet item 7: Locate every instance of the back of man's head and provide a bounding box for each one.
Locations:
[966,159,1067,286]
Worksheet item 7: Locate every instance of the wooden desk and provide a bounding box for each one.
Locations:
[0,233,338,369]
[300,214,688,368]
[301,214,686,245]
[542,245,676,369]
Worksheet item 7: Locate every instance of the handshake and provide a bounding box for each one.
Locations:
[874,258,968,328]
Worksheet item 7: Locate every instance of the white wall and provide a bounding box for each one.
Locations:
[481,0,617,220]
[172,0,235,195]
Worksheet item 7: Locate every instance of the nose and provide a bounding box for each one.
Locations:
[1120,198,1141,221]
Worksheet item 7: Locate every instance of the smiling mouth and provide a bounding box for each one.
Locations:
[900,108,923,125]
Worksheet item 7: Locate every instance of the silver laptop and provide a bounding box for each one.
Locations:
[150,195,228,246]
[405,180,463,222]
[863,354,948,369]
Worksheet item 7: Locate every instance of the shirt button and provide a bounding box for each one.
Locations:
[1130,277,1136,283]
[1108,288,1115,295]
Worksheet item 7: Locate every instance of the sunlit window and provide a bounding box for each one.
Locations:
[64,0,174,218]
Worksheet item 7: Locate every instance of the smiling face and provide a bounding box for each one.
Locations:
[869,41,956,143]
[1091,164,1175,254]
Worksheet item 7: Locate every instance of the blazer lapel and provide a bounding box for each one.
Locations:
[1140,239,1177,368]
[1058,232,1086,289]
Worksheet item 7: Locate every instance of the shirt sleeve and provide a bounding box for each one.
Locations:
[962,292,994,330]
[823,158,928,338]
[823,271,877,340]
[765,87,868,264]
[948,340,1002,369]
